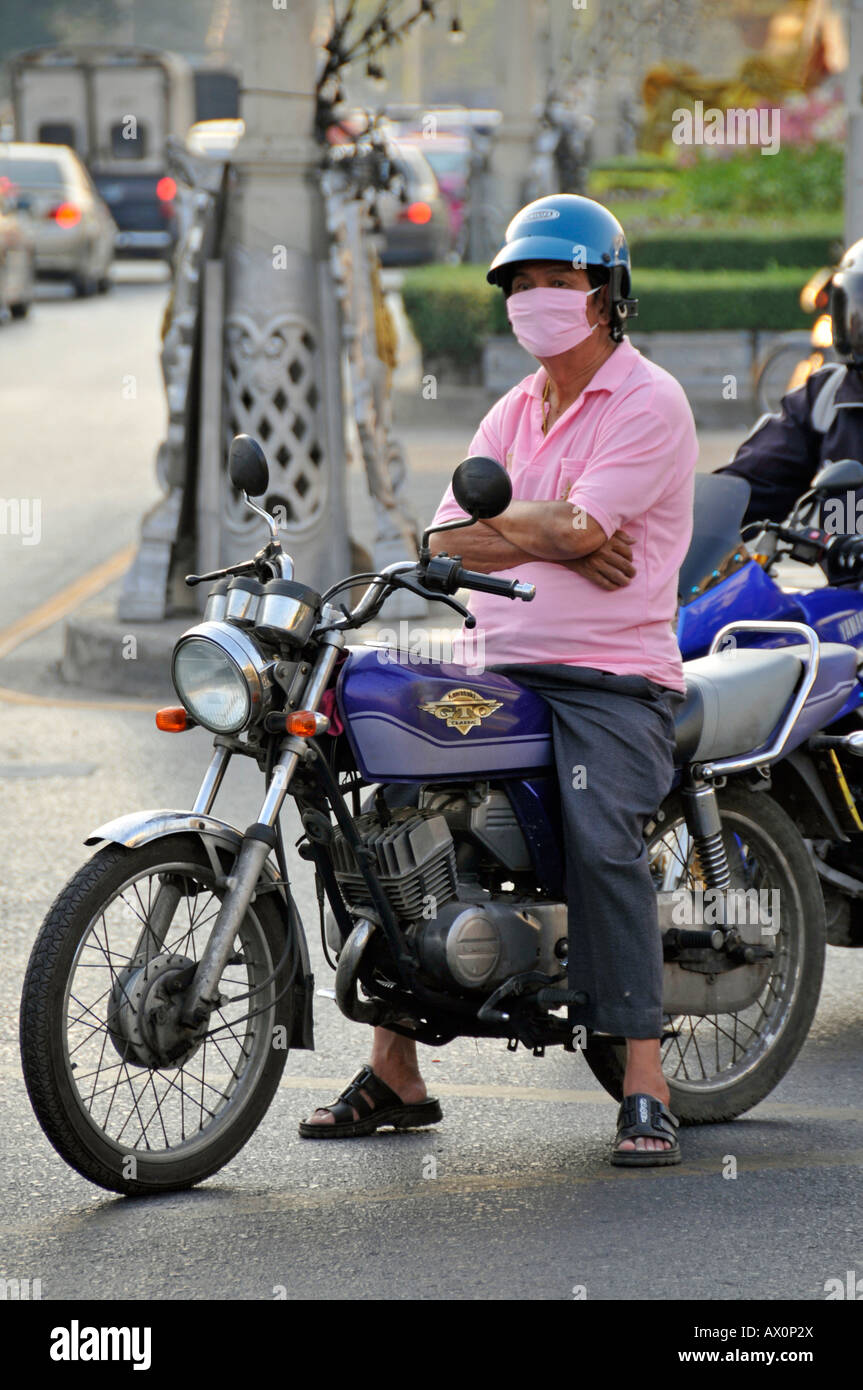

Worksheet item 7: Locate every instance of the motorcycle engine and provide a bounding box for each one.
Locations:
[328,795,567,994]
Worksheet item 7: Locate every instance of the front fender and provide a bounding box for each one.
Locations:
[86,808,315,1050]
[87,808,247,855]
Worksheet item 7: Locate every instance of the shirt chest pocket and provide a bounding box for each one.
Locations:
[554,456,589,501]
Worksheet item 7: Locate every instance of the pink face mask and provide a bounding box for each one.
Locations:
[506,285,600,358]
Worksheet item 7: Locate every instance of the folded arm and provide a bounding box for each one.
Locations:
[428,522,536,573]
[428,516,635,588]
[483,499,609,560]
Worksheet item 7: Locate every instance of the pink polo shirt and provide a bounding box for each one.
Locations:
[431,337,697,692]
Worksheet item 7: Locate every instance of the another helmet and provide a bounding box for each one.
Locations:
[486,193,638,341]
[831,238,863,364]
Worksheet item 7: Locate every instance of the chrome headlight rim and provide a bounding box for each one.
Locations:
[171,621,275,734]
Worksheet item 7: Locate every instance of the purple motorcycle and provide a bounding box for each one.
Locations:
[19,439,858,1193]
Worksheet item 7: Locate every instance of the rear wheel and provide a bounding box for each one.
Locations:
[753,334,812,415]
[20,835,297,1194]
[583,786,825,1124]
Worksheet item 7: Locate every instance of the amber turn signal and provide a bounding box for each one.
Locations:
[156,706,190,732]
[284,709,323,736]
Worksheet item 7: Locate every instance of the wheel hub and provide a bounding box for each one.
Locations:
[107,953,209,1069]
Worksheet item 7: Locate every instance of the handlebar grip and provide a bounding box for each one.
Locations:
[830,534,863,571]
[454,567,535,601]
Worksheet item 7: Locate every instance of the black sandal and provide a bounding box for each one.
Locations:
[610,1093,681,1167]
[298,1064,443,1139]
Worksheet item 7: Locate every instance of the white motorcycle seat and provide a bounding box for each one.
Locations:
[675,642,856,763]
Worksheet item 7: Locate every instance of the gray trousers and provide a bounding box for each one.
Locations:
[492,663,681,1039]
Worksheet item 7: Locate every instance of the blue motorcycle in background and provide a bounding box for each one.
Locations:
[19,441,862,1194]
[678,460,863,953]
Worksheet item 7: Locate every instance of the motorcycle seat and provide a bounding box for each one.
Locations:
[675,642,857,763]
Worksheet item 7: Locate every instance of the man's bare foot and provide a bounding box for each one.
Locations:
[616,1037,673,1155]
[304,1027,427,1126]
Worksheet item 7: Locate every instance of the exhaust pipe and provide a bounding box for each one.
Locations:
[334,918,385,1024]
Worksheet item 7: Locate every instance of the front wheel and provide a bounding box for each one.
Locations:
[583,785,825,1124]
[20,834,297,1195]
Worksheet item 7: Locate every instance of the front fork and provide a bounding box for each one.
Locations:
[136,743,233,964]
[124,632,342,1026]
[177,632,344,1027]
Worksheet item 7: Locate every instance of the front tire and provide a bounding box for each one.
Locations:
[583,786,825,1124]
[20,835,297,1195]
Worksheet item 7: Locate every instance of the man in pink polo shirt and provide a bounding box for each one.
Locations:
[302,195,697,1165]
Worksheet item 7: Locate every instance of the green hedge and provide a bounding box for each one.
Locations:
[634,267,810,331]
[630,228,843,271]
[400,264,810,366]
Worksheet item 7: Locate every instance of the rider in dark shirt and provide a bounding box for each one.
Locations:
[718,239,863,527]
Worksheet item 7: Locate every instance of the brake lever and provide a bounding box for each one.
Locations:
[391,573,476,628]
[185,558,261,587]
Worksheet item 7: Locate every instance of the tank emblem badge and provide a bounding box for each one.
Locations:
[418,687,503,735]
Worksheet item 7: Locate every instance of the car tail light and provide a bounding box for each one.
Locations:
[156,177,177,202]
[399,200,433,225]
[50,202,82,228]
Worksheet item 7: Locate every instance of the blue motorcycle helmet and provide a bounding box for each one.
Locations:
[487,193,638,342]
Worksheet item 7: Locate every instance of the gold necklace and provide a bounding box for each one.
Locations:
[541,377,552,436]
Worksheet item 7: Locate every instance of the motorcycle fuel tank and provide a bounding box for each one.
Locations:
[336,648,553,782]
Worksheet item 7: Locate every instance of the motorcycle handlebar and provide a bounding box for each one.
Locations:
[453,567,536,601]
[828,533,863,570]
[322,560,536,633]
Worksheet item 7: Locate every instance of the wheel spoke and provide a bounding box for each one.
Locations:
[56,853,279,1162]
[648,806,803,1095]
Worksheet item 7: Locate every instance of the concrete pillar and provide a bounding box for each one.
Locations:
[846,0,863,248]
[489,0,540,229]
[219,0,349,594]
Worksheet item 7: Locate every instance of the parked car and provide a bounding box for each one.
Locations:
[377,141,450,266]
[396,132,470,249]
[0,142,115,296]
[0,181,36,318]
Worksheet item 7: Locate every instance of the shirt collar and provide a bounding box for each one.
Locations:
[522,337,639,401]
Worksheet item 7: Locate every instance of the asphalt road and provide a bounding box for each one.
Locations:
[0,270,861,1307]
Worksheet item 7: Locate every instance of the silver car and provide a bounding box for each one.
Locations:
[0,142,115,297]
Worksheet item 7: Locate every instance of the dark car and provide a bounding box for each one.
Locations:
[378,141,450,266]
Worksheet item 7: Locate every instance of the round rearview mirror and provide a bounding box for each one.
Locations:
[229,434,269,497]
[810,458,863,493]
[452,455,512,520]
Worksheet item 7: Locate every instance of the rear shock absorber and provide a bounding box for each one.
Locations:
[681,778,731,892]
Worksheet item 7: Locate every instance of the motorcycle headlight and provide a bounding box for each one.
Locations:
[171,622,275,734]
